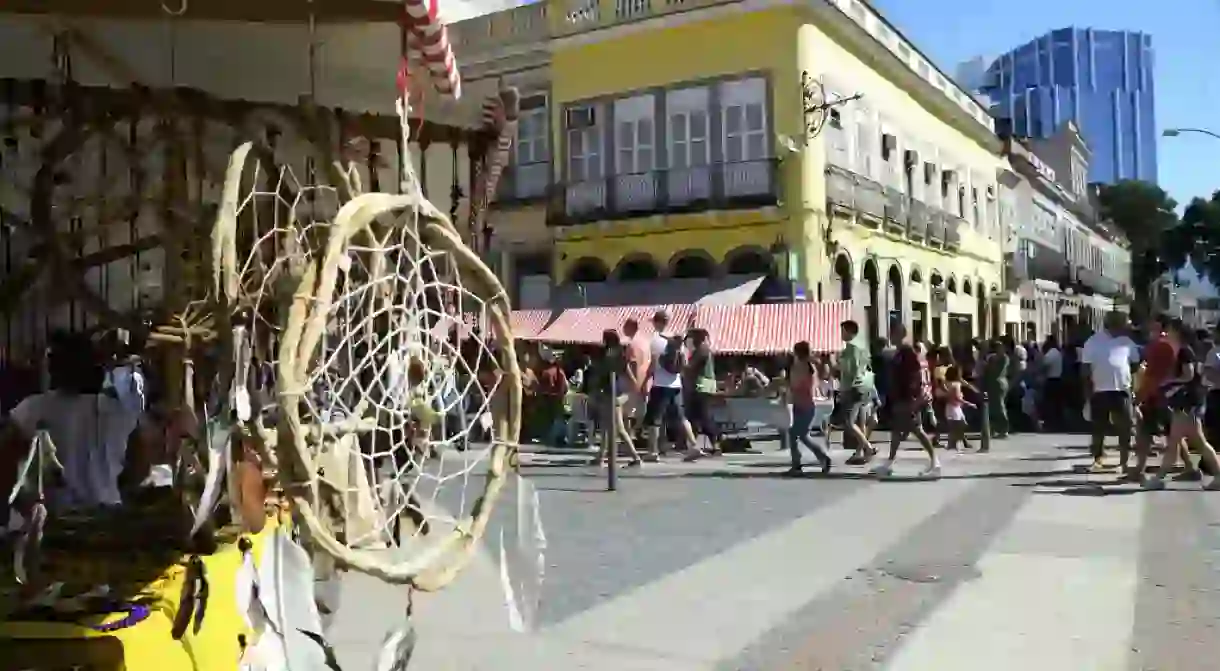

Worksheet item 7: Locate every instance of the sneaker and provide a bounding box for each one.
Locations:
[625,459,643,469]
[820,456,832,475]
[1118,470,1143,483]
[919,464,942,479]
[870,462,894,478]
[782,466,804,477]
[1173,470,1204,482]
[845,453,867,466]
[1087,459,1109,473]
[1142,477,1166,491]
[682,451,702,463]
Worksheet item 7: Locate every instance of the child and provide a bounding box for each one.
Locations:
[942,365,976,452]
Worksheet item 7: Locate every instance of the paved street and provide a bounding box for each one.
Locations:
[327,433,1220,670]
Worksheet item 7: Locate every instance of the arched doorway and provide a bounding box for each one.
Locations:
[909,266,927,343]
[615,255,661,282]
[863,258,880,345]
[724,246,775,276]
[834,253,853,300]
[886,264,903,337]
[670,250,717,279]
[568,257,609,283]
[975,278,987,340]
[929,271,944,346]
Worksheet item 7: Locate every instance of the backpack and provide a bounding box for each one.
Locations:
[658,337,684,375]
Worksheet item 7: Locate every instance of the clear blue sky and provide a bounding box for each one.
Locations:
[874,0,1220,211]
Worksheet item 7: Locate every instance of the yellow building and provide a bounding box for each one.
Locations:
[453,0,1009,345]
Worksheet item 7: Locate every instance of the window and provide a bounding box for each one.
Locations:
[667,87,710,170]
[720,77,768,163]
[823,94,849,167]
[566,105,603,182]
[514,96,549,165]
[855,107,874,178]
[616,117,654,174]
[614,94,655,175]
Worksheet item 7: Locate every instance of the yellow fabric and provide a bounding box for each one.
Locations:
[0,515,286,670]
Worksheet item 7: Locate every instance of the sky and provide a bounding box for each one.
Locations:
[875,0,1220,289]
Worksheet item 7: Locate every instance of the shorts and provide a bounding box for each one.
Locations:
[889,398,929,434]
[1137,399,1171,437]
[643,386,683,428]
[622,391,646,420]
[842,387,875,427]
[1090,391,1133,436]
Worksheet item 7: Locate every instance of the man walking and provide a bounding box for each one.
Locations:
[871,324,940,479]
[1080,311,1139,472]
[838,320,877,465]
[642,310,700,462]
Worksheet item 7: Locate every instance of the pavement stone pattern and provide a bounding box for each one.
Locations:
[327,433,1220,670]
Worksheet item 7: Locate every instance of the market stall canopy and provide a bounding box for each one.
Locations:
[430,309,558,341]
[532,305,694,345]
[551,275,765,309]
[694,301,853,354]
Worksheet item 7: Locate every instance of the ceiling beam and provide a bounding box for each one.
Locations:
[0,0,403,24]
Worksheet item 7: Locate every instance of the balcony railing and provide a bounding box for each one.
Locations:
[927,209,946,245]
[945,214,966,250]
[908,199,929,242]
[883,187,907,234]
[496,163,551,203]
[553,159,778,224]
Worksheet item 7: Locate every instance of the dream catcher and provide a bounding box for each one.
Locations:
[194,1,537,668]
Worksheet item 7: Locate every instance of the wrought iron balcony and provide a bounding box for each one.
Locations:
[945,214,966,250]
[907,199,929,243]
[883,187,907,234]
[495,162,551,204]
[551,159,779,225]
[927,207,947,245]
[823,166,885,226]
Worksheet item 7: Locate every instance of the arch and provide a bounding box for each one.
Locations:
[614,254,661,282]
[670,249,718,279]
[963,278,973,295]
[946,274,958,293]
[929,269,944,287]
[723,245,775,276]
[862,257,881,343]
[833,252,854,300]
[568,257,609,283]
[886,262,904,333]
[909,264,923,284]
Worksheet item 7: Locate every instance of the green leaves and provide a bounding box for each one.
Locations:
[1179,190,1220,286]
[1095,180,1182,318]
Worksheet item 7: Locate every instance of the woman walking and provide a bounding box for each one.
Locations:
[784,341,832,476]
[1143,320,1220,490]
[941,365,976,452]
[590,329,644,468]
[682,329,722,455]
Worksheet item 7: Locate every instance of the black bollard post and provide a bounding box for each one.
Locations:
[979,391,992,453]
[607,371,618,492]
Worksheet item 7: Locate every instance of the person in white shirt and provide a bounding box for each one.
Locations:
[2,332,145,513]
[642,310,700,462]
[1080,312,1139,471]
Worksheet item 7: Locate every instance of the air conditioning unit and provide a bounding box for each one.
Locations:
[903,149,919,168]
[565,106,596,129]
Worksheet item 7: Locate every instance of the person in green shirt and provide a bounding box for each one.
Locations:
[982,338,1010,440]
[839,320,877,465]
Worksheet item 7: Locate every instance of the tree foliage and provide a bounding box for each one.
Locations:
[1094,180,1181,318]
[1178,191,1220,286]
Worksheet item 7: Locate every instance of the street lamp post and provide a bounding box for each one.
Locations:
[1163,128,1220,141]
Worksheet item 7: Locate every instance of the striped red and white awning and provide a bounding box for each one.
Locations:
[533,305,694,345]
[510,309,557,340]
[694,301,853,354]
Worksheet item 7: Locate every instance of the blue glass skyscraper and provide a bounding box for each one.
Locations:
[979,28,1157,184]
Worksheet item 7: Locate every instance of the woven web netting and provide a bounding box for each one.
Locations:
[212,127,521,590]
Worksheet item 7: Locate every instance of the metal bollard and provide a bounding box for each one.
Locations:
[979,391,992,452]
[607,371,618,492]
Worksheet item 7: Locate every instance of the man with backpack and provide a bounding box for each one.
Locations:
[642,310,701,462]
